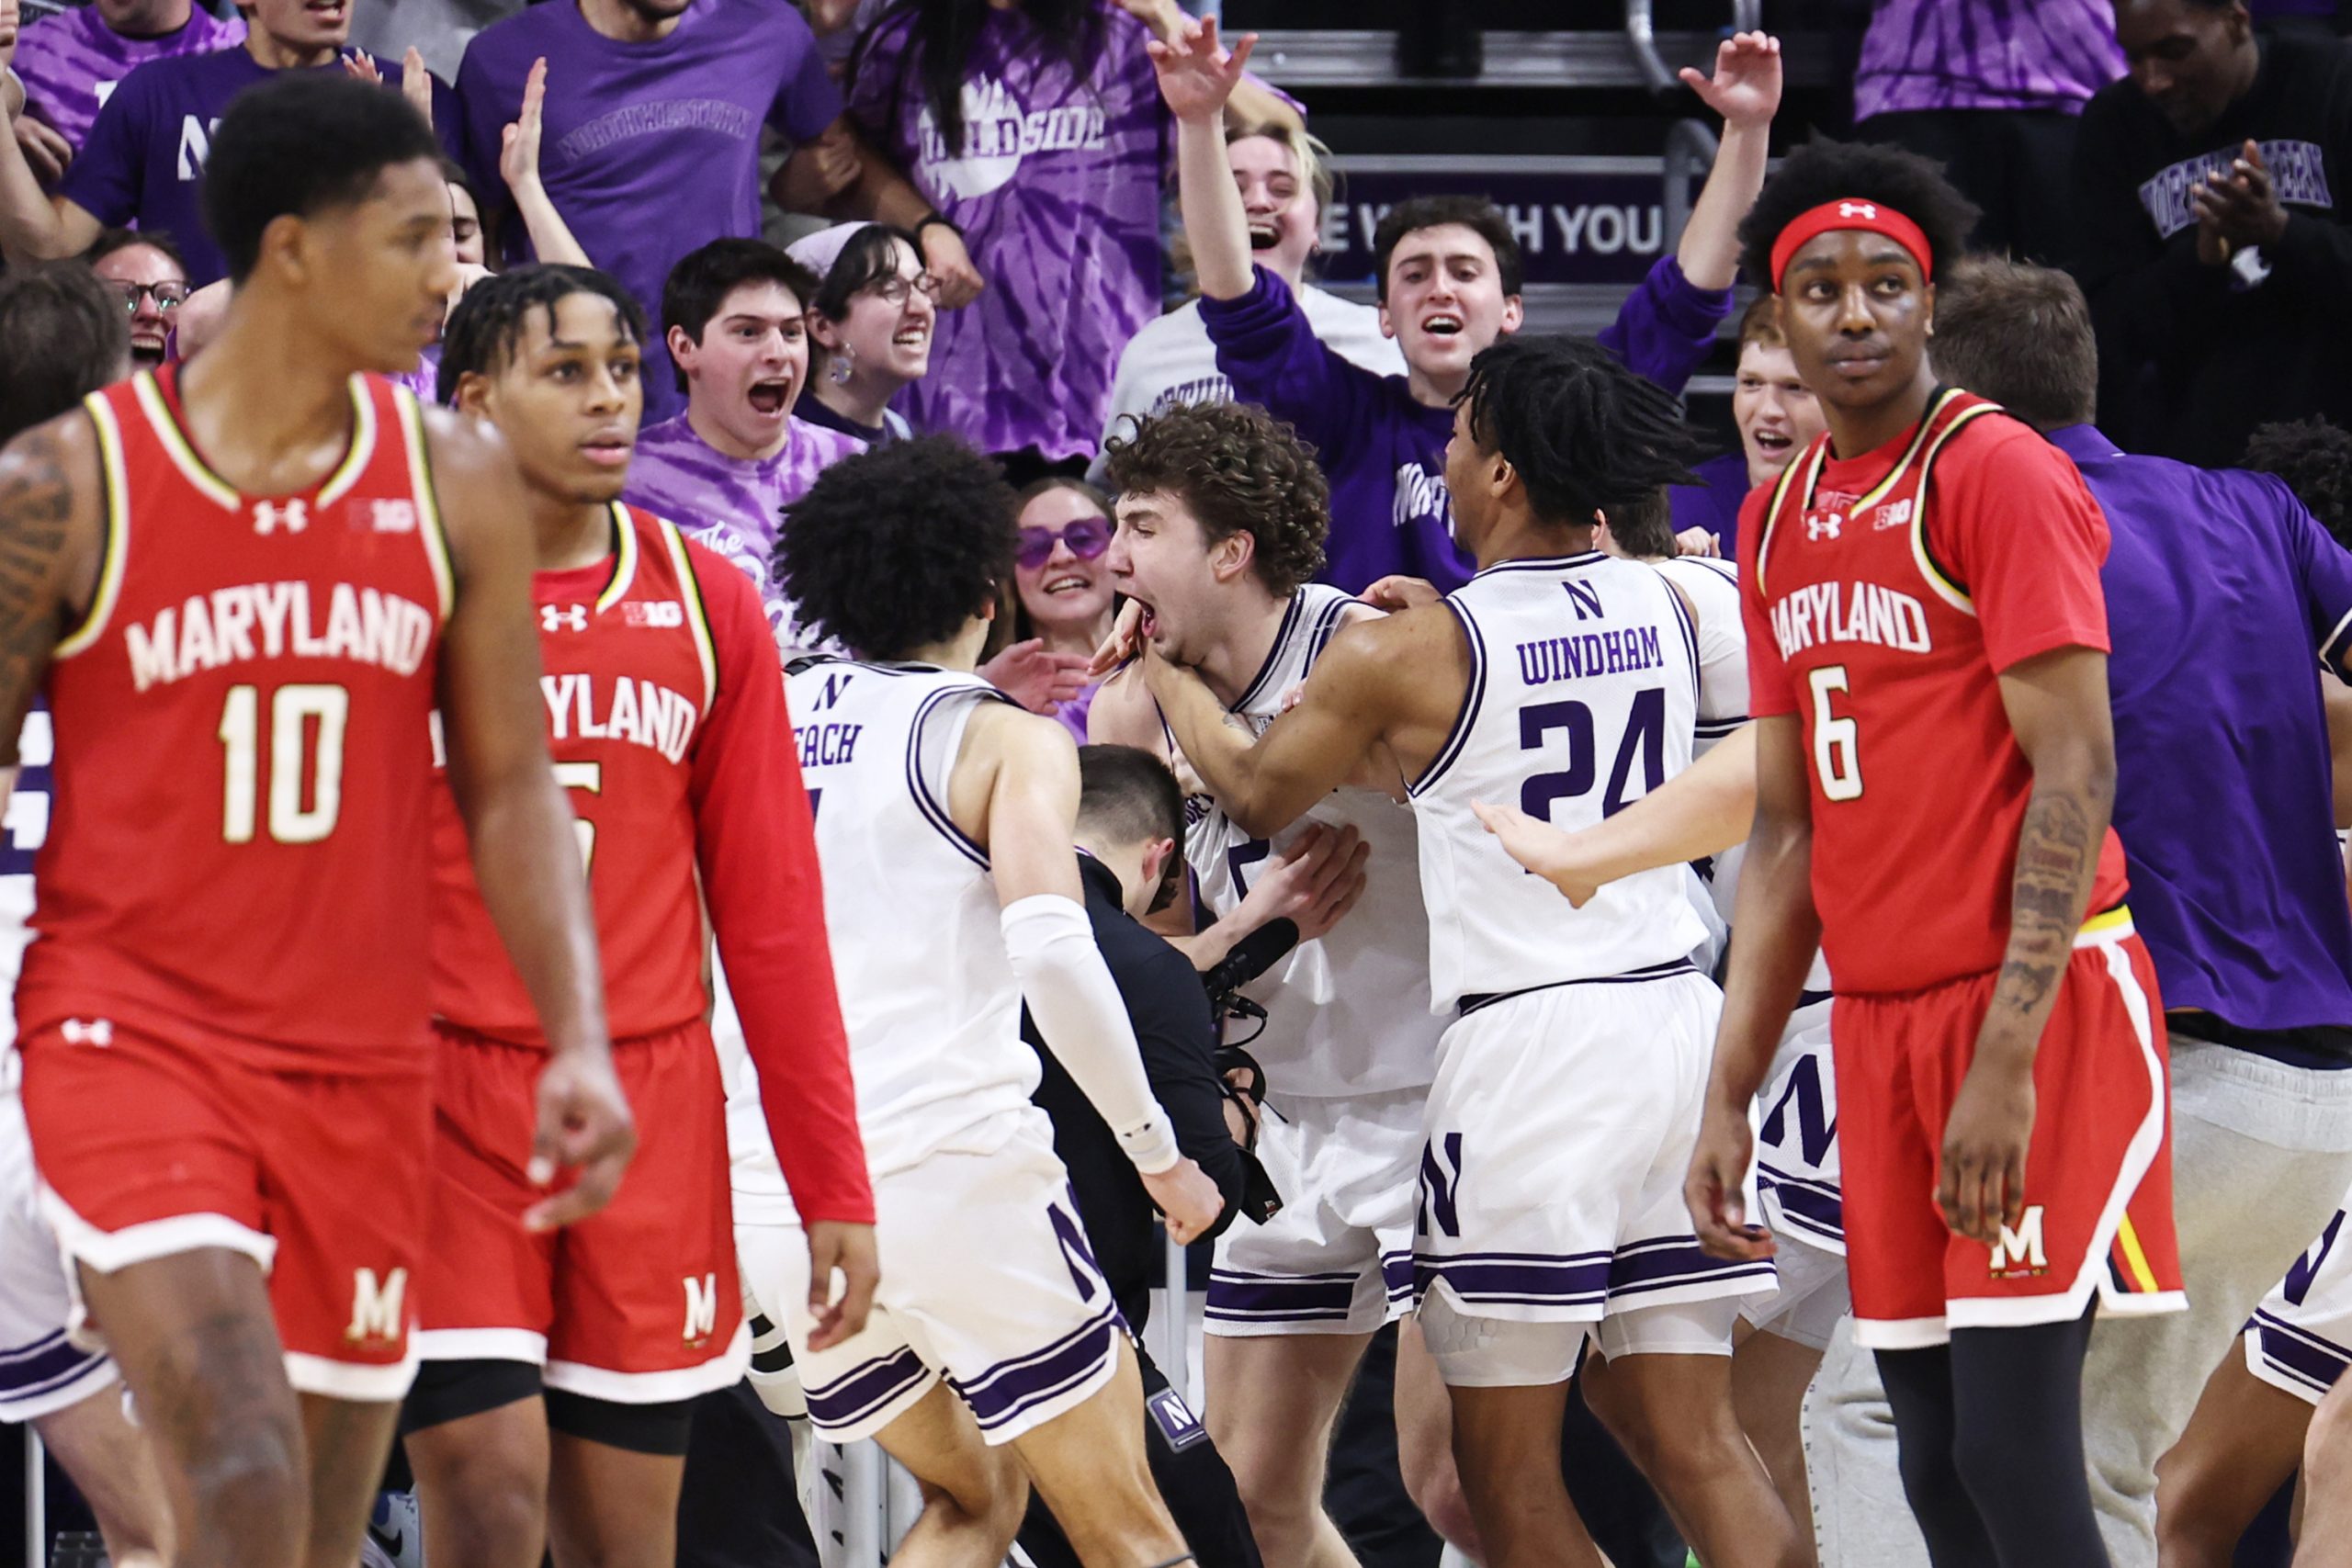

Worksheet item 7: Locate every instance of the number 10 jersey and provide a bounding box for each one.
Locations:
[1410,551,1703,1014]
[21,368,452,1068]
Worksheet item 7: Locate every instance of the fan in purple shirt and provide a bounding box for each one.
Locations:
[9,0,243,182]
[1668,295,1826,560]
[1158,23,1779,595]
[844,0,1301,478]
[454,0,967,423]
[0,0,459,284]
[620,238,864,648]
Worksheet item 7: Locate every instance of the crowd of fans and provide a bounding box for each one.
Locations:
[6,0,2352,1564]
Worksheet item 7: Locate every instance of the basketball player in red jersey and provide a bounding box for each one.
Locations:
[1682,141,2182,1568]
[398,265,877,1568]
[0,75,631,1568]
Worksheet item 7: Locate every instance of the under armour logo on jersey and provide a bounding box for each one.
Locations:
[1838,201,1877,220]
[369,499,416,534]
[253,500,308,536]
[541,604,589,634]
[1806,512,1843,541]
[60,1019,113,1047]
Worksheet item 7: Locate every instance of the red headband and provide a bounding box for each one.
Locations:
[1769,198,1933,293]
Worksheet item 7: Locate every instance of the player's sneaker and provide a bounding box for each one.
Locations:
[361,1488,423,1568]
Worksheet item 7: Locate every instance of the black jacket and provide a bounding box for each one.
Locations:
[2074,33,2352,462]
[1025,854,1244,1333]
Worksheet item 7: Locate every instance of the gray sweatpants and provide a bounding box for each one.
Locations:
[1808,1037,2352,1568]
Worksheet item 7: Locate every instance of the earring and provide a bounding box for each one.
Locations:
[828,344,856,386]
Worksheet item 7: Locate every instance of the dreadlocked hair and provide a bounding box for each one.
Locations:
[437,265,646,405]
[776,435,1019,661]
[2245,418,2352,552]
[1737,138,1981,292]
[857,0,1106,169]
[1460,336,1708,526]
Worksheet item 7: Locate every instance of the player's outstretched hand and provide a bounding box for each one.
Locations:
[1148,16,1256,127]
[1087,598,1148,678]
[1684,1100,1774,1261]
[1363,575,1441,612]
[1939,1050,2034,1247]
[524,1048,638,1232]
[1679,30,1781,134]
[1471,799,1600,905]
[1143,1155,1226,1244]
[1242,821,1371,942]
[802,1219,880,1351]
[978,637,1091,713]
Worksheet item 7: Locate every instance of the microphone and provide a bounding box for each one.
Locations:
[1201,918,1300,1014]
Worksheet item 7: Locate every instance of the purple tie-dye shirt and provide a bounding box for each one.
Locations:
[1854,0,2125,119]
[13,3,244,155]
[621,412,865,645]
[846,3,1166,461]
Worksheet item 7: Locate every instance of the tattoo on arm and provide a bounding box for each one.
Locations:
[1990,787,2099,1021]
[0,429,76,749]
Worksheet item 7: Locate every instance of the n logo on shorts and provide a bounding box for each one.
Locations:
[1989,1207,2049,1278]
[345,1267,408,1343]
[683,1272,719,1344]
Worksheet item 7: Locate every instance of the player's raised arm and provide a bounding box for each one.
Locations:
[1685,714,1820,1263]
[0,415,99,751]
[962,699,1225,1243]
[1141,606,1453,840]
[426,408,631,1228]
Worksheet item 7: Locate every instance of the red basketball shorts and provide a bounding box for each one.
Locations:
[1831,912,2184,1350]
[18,1014,434,1400]
[413,1021,746,1403]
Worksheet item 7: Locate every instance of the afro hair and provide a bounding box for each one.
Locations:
[776,435,1019,661]
[1737,139,1981,293]
[2245,418,2352,552]
[1460,334,1709,526]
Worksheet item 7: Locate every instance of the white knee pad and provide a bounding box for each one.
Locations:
[1594,1296,1743,1361]
[1418,1292,1586,1388]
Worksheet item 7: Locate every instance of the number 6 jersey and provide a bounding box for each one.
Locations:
[1739,388,2130,997]
[20,369,452,1067]
[1410,551,1703,1014]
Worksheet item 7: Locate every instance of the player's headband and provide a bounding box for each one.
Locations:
[1769,198,1933,294]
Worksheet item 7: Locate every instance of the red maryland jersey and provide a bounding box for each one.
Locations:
[19,368,452,1067]
[428,502,870,1224]
[1739,388,2132,996]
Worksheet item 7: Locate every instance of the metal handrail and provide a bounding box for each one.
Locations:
[1733,0,1763,32]
[1623,0,1679,93]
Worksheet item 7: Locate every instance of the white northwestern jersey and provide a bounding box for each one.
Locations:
[1651,556,1747,757]
[0,707,52,1070]
[1182,586,1441,1098]
[1412,552,1705,1012]
[777,660,1037,1177]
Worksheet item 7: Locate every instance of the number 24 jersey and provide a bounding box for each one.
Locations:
[1739,389,2131,997]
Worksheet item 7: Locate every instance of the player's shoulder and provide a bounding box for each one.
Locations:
[0,399,105,507]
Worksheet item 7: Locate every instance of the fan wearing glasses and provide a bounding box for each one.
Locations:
[1012,478,1120,742]
[787,220,938,448]
[84,226,187,370]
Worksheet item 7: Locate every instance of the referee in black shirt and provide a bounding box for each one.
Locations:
[1017,746,1264,1568]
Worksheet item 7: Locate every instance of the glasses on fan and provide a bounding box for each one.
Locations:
[1016,517,1114,570]
[110,280,189,312]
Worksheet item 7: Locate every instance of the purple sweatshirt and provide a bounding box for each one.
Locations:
[1854,0,2124,120]
[12,2,243,155]
[846,2,1166,461]
[622,412,865,643]
[1201,256,1732,593]
[455,0,841,422]
[60,44,461,286]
